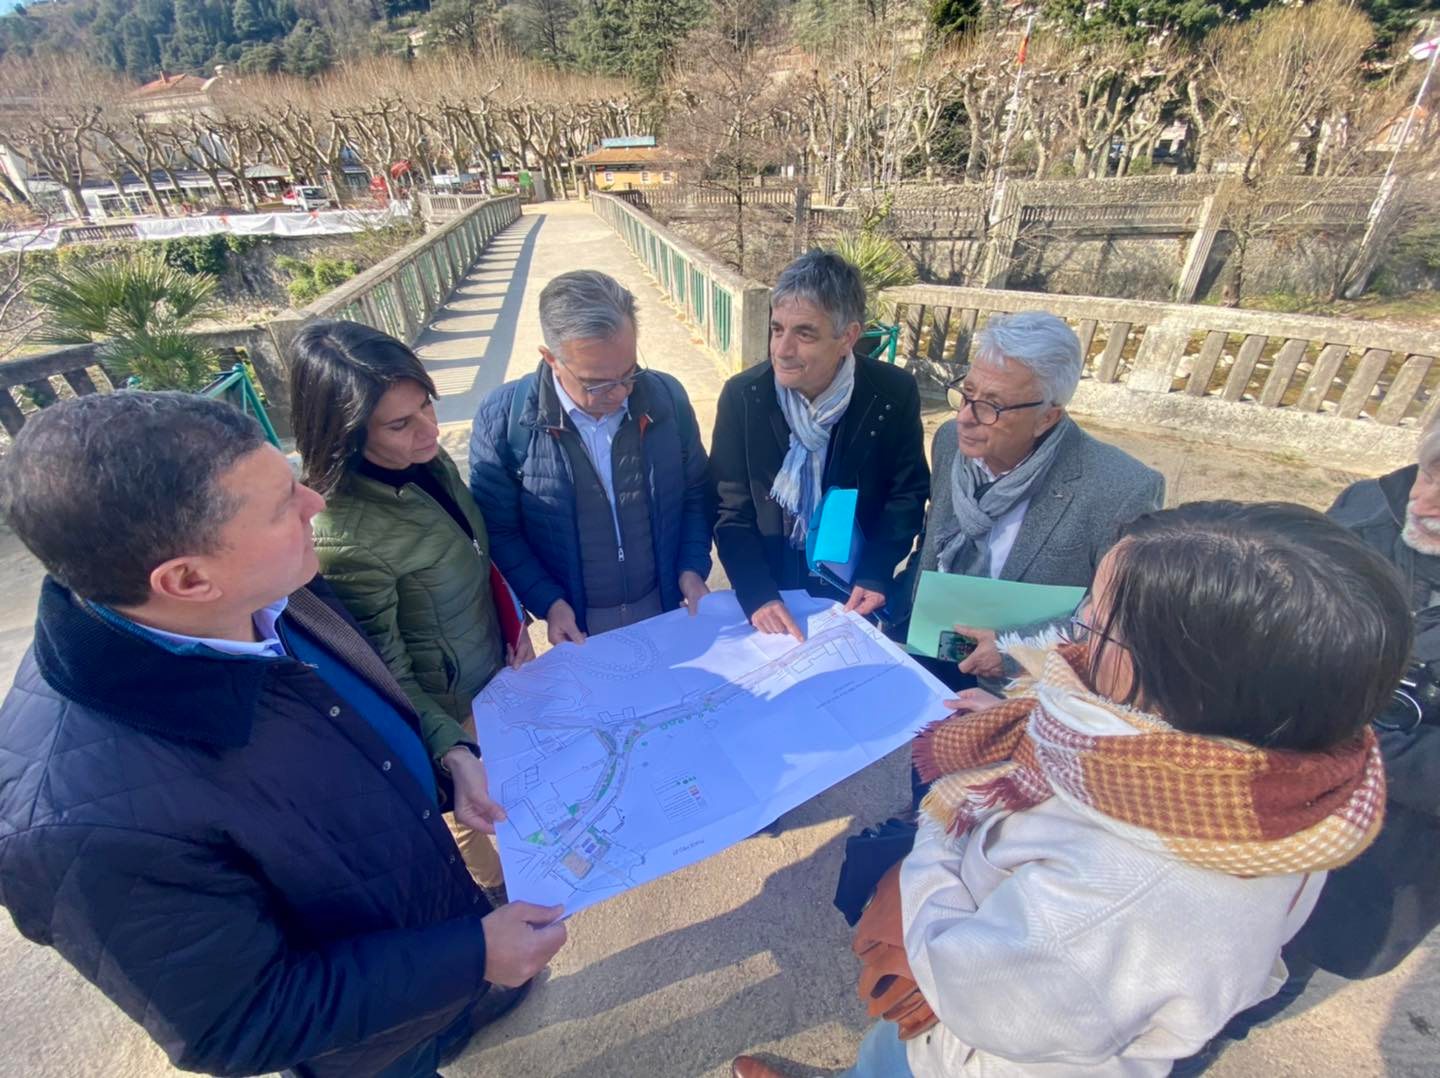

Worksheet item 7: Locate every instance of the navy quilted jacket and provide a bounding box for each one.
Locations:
[0,578,492,1077]
[468,363,715,632]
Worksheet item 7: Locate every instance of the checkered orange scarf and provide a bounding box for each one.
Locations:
[914,641,1386,877]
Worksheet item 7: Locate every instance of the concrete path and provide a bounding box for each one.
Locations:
[0,200,1434,1077]
[415,201,724,437]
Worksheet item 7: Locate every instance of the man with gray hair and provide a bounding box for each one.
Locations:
[918,309,1163,687]
[711,249,929,639]
[470,269,714,642]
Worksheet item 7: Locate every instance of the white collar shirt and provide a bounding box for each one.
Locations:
[552,376,630,546]
[976,460,1031,580]
[122,596,290,659]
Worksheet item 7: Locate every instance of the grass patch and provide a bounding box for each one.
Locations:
[1238,290,1440,328]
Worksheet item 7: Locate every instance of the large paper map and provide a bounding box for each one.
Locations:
[471,590,952,914]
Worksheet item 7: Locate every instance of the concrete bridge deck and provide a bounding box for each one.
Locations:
[0,200,1434,1077]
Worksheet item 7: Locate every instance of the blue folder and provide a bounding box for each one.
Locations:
[806,488,862,593]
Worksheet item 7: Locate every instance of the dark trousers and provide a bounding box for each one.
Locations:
[1168,954,1319,1076]
[283,1004,474,1078]
[910,656,976,809]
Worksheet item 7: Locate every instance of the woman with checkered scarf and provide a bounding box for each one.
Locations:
[734,502,1409,1078]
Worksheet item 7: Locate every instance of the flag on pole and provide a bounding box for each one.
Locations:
[1016,25,1032,66]
[1410,34,1440,61]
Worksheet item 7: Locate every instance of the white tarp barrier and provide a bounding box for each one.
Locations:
[132,203,412,240]
[0,202,414,253]
[0,227,63,252]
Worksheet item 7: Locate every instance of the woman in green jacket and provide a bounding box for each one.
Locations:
[289,319,533,903]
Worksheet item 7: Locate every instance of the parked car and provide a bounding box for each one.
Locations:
[282,186,332,211]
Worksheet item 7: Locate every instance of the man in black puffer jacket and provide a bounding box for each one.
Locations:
[0,392,567,1077]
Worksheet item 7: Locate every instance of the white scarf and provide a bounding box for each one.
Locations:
[770,354,857,548]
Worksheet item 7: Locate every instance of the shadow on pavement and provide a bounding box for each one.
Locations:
[432,213,545,426]
[551,830,867,1078]
[1380,944,1440,1077]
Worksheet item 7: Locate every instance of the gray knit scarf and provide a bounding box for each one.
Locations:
[935,416,1073,575]
[770,354,857,548]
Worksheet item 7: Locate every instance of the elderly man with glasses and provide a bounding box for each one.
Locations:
[916,310,1164,688]
[470,269,715,643]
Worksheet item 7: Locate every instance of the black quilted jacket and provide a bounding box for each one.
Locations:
[0,577,492,1077]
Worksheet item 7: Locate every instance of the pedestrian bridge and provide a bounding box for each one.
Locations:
[0,196,1435,1078]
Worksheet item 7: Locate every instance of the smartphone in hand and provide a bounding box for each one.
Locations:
[937,630,976,664]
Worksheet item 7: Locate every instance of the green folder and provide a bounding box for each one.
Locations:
[905,571,1087,658]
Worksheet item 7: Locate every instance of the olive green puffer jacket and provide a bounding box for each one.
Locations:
[311,448,504,764]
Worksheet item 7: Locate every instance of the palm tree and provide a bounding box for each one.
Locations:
[28,250,222,391]
[832,230,918,362]
[832,230,917,324]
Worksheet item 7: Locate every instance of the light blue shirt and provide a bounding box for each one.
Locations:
[102,597,290,659]
[92,597,437,802]
[553,376,629,548]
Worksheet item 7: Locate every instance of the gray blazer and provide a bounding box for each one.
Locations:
[919,417,1165,590]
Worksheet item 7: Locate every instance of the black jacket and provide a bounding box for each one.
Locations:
[711,355,930,617]
[1288,465,1440,978]
[0,578,492,1077]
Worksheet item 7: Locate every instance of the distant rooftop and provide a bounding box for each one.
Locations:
[131,73,213,99]
[579,146,673,167]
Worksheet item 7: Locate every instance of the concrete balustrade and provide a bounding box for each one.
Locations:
[885,283,1440,468]
[0,195,522,440]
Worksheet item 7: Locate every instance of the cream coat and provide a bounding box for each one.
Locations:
[900,803,1324,1076]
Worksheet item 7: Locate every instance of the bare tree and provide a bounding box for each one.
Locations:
[666,0,798,275]
[0,202,52,361]
[0,57,111,221]
[1195,0,1379,303]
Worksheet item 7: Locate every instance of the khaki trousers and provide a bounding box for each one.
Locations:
[447,814,505,888]
[446,716,505,888]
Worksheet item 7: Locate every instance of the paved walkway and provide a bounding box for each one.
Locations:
[416,201,724,436]
[0,200,1434,1077]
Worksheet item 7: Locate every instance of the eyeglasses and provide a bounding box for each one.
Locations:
[1068,614,1129,652]
[558,355,644,397]
[946,371,1046,427]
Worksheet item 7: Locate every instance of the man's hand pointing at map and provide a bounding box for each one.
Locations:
[443,748,508,834]
[751,599,806,641]
[843,585,886,617]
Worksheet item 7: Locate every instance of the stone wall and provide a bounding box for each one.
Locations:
[640,175,1423,303]
[832,175,1389,302]
[1009,234,1186,299]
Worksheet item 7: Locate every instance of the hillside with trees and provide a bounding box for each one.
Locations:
[4,0,1431,84]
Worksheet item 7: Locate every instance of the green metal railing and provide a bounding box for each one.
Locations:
[306,195,522,345]
[591,193,768,376]
[201,363,281,448]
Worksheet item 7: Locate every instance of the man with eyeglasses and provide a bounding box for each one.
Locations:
[915,310,1163,689]
[470,269,714,643]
